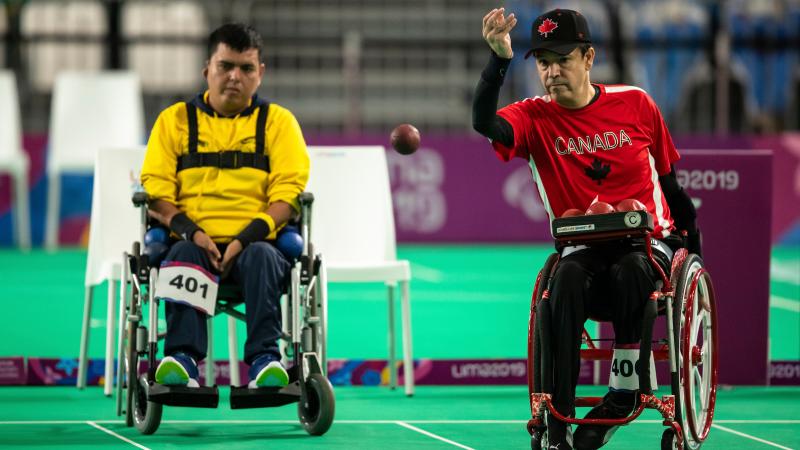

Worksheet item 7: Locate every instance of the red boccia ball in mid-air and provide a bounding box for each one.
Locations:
[585,201,616,215]
[616,198,646,212]
[561,208,584,217]
[390,124,420,155]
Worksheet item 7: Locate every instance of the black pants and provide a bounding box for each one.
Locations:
[162,240,291,365]
[547,242,670,417]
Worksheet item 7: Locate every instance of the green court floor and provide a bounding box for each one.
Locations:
[0,386,798,449]
[0,245,797,360]
[0,245,798,449]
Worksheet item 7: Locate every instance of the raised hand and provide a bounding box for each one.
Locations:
[482,7,517,59]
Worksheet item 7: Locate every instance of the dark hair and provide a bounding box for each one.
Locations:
[207,23,264,61]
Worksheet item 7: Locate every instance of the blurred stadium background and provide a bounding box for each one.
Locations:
[2,0,800,134]
[0,0,798,448]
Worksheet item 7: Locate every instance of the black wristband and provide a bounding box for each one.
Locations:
[481,51,512,85]
[170,212,202,241]
[235,218,272,248]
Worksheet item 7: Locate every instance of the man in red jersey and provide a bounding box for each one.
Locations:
[473,8,702,450]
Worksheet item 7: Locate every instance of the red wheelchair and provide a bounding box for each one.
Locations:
[527,210,718,450]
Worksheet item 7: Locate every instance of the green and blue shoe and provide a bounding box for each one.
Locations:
[248,358,289,389]
[155,353,200,388]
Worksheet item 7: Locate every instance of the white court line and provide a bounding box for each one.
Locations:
[771,295,800,313]
[771,262,800,285]
[715,420,800,424]
[1,419,799,425]
[0,421,104,425]
[409,263,444,282]
[712,424,794,450]
[86,421,150,450]
[138,419,523,425]
[395,421,474,450]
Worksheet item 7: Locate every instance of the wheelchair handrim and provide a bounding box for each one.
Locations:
[680,265,718,445]
[527,270,543,399]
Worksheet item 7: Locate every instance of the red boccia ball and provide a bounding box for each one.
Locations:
[616,198,647,212]
[390,124,421,155]
[585,201,616,215]
[561,208,584,218]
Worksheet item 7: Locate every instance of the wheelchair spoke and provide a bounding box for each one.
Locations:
[701,382,709,414]
[695,368,705,404]
[693,368,703,420]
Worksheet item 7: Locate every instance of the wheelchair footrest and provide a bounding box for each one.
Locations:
[230,381,302,409]
[148,383,220,408]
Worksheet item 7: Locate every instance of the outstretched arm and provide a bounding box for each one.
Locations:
[472,8,516,147]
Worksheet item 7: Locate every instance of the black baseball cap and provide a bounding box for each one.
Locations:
[524,9,592,59]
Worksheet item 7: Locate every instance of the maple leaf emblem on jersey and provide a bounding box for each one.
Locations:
[538,18,558,37]
[585,158,611,185]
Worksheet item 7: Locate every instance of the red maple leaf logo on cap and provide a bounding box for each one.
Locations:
[538,18,558,37]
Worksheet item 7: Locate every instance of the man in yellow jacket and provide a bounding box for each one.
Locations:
[141,23,309,389]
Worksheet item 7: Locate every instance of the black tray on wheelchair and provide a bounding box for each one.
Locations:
[552,210,653,246]
[230,364,302,409]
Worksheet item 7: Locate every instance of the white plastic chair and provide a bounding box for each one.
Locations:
[77,146,243,393]
[78,146,146,392]
[45,71,144,249]
[306,146,415,396]
[0,71,31,250]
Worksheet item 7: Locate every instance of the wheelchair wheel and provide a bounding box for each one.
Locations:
[530,427,547,449]
[304,243,328,376]
[122,275,141,428]
[298,373,335,436]
[131,374,162,435]
[672,254,718,450]
[661,428,679,450]
[308,250,326,363]
[528,253,559,402]
[527,254,558,446]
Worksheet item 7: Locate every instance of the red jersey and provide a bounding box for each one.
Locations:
[493,84,680,238]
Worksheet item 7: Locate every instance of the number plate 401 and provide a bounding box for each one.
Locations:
[154,263,219,316]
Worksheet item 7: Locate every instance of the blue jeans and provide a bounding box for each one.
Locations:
[162,240,290,365]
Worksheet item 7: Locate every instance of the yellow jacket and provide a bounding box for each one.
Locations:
[141,92,309,242]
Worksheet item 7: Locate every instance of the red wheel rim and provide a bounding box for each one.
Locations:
[680,268,718,443]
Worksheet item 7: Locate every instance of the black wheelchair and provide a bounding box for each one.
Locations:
[114,191,334,436]
[527,210,718,450]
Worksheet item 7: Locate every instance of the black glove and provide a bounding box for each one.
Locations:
[686,227,702,257]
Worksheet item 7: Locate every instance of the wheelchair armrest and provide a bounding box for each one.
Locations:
[299,192,314,206]
[132,191,150,207]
